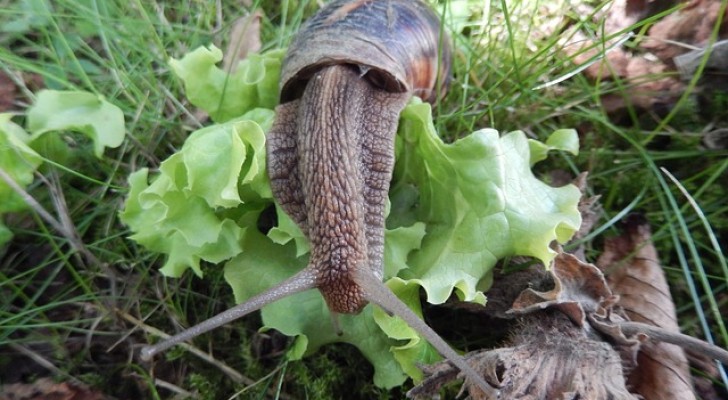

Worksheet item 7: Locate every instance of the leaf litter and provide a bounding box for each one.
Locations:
[560,0,728,118]
[410,204,728,399]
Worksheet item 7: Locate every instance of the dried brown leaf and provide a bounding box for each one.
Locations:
[0,71,16,112]
[509,252,615,327]
[0,377,109,400]
[643,0,728,65]
[222,11,263,73]
[413,212,721,400]
[471,312,637,400]
[597,215,695,400]
[410,253,638,399]
[410,312,637,400]
[559,0,691,112]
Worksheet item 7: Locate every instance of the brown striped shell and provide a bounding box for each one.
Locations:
[279,0,451,104]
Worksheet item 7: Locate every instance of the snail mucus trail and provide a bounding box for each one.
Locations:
[141,0,497,396]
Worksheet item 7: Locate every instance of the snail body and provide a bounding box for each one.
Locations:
[142,0,496,396]
[270,0,451,316]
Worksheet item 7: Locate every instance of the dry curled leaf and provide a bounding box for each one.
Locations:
[411,210,719,399]
[466,312,636,400]
[643,0,728,65]
[509,252,616,327]
[222,11,263,73]
[597,215,695,400]
[410,253,638,400]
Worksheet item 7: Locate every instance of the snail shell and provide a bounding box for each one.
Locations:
[279,0,451,104]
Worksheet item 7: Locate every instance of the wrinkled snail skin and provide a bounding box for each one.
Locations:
[269,63,409,313]
[270,0,450,314]
[141,0,497,396]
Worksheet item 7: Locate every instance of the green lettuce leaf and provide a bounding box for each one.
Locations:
[391,100,582,305]
[26,90,125,158]
[0,114,42,213]
[528,128,579,165]
[366,100,582,379]
[119,110,274,277]
[169,46,283,123]
[0,114,43,246]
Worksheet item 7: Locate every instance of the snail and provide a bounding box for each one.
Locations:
[141,0,497,396]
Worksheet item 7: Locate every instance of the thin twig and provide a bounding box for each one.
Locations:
[0,167,118,300]
[42,170,119,298]
[153,378,198,398]
[0,167,69,236]
[119,309,296,400]
[116,309,252,385]
[620,321,728,365]
[9,343,83,386]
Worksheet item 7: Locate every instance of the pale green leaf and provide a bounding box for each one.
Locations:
[391,100,582,306]
[287,335,309,361]
[0,113,43,246]
[120,112,272,277]
[0,114,42,214]
[169,46,283,123]
[26,90,125,158]
[528,128,579,165]
[0,114,42,247]
[266,203,310,257]
[182,112,273,208]
[372,278,440,382]
[383,222,426,279]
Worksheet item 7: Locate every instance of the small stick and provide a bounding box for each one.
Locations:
[118,309,251,385]
[139,269,316,361]
[619,321,728,365]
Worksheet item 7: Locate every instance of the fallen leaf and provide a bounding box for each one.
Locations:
[412,205,716,399]
[559,0,694,113]
[673,39,728,79]
[0,377,108,400]
[509,252,615,327]
[567,172,602,261]
[410,253,638,400]
[222,11,263,73]
[643,0,728,65]
[597,214,695,400]
[0,71,16,112]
